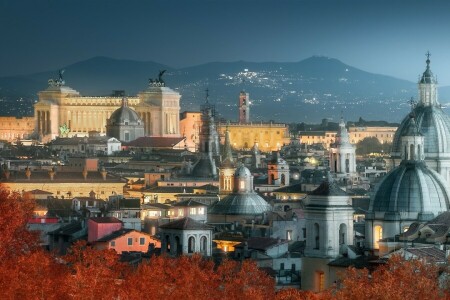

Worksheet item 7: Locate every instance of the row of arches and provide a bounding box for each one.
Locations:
[164,234,209,255]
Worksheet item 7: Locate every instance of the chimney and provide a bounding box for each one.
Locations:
[25,167,31,180]
[82,167,88,180]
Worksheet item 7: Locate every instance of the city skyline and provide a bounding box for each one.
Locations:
[2,0,450,84]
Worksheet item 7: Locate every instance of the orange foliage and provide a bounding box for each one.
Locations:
[333,255,444,300]
[275,288,323,300]
[0,187,38,260]
[64,240,129,300]
[123,255,275,300]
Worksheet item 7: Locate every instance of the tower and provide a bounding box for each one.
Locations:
[219,124,235,195]
[329,117,356,175]
[238,91,250,123]
[192,89,220,178]
[301,175,354,291]
[267,151,290,186]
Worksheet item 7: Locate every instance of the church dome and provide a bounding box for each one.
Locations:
[108,98,142,126]
[370,161,450,216]
[208,193,272,215]
[235,165,251,178]
[391,105,450,155]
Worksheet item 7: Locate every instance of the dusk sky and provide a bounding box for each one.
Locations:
[2,0,450,84]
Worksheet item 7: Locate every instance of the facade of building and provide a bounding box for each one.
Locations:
[160,217,213,257]
[179,111,202,152]
[33,75,181,142]
[0,116,35,141]
[301,177,354,292]
[217,122,289,152]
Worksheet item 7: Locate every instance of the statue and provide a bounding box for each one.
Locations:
[59,123,70,137]
[48,69,66,87]
[148,70,167,87]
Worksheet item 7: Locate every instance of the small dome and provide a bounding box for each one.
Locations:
[392,105,450,155]
[235,165,251,178]
[108,98,142,126]
[208,193,271,215]
[370,161,450,215]
[420,58,436,84]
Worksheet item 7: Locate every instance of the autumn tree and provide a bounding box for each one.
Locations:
[332,255,444,300]
[63,240,129,300]
[0,186,39,260]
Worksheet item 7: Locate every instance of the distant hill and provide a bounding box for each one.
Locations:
[2,55,449,122]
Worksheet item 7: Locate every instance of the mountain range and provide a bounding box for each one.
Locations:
[1,56,450,123]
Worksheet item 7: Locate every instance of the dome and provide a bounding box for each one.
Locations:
[235,165,251,178]
[108,98,142,126]
[208,193,271,215]
[391,105,450,156]
[370,161,450,215]
[420,58,436,84]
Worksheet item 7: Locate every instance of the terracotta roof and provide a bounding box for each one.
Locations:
[89,217,122,224]
[404,247,446,263]
[124,137,184,148]
[159,217,212,230]
[235,237,288,251]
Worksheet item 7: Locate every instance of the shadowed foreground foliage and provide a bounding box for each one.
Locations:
[0,186,449,299]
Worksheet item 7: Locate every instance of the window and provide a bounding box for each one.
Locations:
[280,263,284,270]
[178,209,184,216]
[189,207,196,215]
[302,228,306,239]
[139,237,145,245]
[188,236,195,253]
[314,223,320,250]
[286,230,293,241]
[110,241,115,247]
[374,225,383,249]
[128,237,133,246]
[198,207,205,215]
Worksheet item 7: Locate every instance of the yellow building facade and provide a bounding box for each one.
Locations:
[300,126,397,149]
[0,117,35,141]
[33,79,181,142]
[217,122,290,152]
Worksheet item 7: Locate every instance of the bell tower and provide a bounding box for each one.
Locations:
[238,91,250,123]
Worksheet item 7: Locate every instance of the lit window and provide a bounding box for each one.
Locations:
[189,207,196,215]
[198,207,205,215]
[286,230,292,241]
[178,209,184,216]
[374,225,383,249]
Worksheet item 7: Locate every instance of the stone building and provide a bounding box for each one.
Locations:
[33,73,181,142]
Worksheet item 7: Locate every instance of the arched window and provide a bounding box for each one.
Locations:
[339,223,347,245]
[200,236,207,254]
[314,223,320,250]
[270,174,275,184]
[374,225,383,249]
[188,236,196,253]
[281,174,286,185]
[418,144,421,160]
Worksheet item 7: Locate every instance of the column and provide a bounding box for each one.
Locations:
[46,111,50,135]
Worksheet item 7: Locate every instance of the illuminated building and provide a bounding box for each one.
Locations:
[33,74,180,142]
